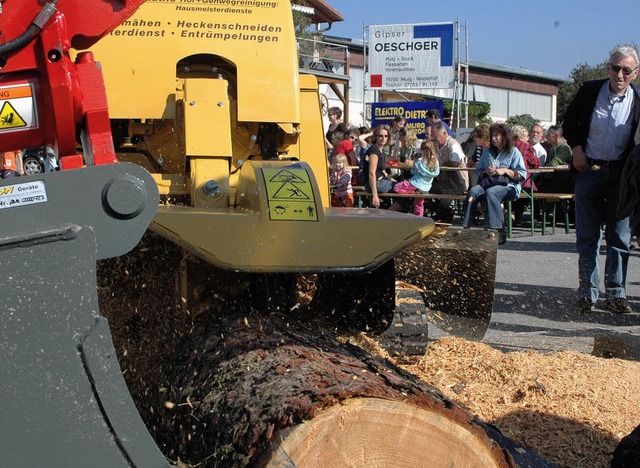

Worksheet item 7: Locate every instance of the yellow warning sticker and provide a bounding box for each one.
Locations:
[263,167,318,221]
[0,101,27,129]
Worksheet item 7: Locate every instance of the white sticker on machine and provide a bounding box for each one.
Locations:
[0,180,48,210]
[0,83,37,132]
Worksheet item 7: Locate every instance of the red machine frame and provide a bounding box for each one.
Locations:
[0,0,146,168]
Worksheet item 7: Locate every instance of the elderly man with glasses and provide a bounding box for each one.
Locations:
[563,45,640,315]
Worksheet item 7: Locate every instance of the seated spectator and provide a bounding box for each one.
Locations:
[463,123,490,188]
[537,125,574,193]
[390,141,440,217]
[461,123,527,244]
[334,138,357,167]
[426,109,454,137]
[363,125,396,208]
[329,154,354,207]
[327,130,345,163]
[511,124,540,225]
[425,122,467,223]
[529,124,548,166]
[389,127,420,181]
[346,127,361,165]
[536,125,575,224]
[356,127,374,186]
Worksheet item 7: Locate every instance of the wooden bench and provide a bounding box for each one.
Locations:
[354,191,467,217]
[506,192,574,237]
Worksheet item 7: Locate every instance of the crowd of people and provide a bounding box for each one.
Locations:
[326,109,575,245]
[326,44,640,316]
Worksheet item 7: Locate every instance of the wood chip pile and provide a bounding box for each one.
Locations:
[351,334,640,468]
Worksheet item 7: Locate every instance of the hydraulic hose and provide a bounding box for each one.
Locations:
[0,1,58,56]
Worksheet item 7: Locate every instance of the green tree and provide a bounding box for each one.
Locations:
[556,62,608,123]
[292,5,313,40]
[506,114,539,129]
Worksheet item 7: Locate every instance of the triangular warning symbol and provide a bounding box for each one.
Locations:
[269,169,307,184]
[0,101,27,129]
[272,182,311,200]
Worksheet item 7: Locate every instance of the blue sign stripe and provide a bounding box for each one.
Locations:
[413,23,454,66]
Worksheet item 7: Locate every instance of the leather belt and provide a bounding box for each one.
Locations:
[587,157,623,166]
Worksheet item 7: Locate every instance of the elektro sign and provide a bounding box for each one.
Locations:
[368,22,454,90]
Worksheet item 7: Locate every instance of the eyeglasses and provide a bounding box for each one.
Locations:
[377,134,389,138]
[609,63,638,75]
[349,135,357,139]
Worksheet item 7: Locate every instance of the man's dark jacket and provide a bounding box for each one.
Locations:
[563,79,640,154]
[562,79,640,229]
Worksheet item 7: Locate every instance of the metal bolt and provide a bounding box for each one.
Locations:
[189,101,196,106]
[203,180,223,198]
[103,175,147,219]
[217,102,224,107]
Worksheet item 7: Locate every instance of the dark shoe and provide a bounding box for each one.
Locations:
[606,297,633,314]
[574,297,594,314]
[498,228,507,245]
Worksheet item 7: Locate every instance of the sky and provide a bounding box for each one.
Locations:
[323,0,639,78]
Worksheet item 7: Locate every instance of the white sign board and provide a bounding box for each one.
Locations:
[368,22,455,90]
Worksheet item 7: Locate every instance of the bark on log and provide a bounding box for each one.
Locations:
[98,233,551,467]
[141,313,548,467]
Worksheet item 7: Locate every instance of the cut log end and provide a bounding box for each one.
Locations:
[264,398,505,468]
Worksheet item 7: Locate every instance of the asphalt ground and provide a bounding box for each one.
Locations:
[384,225,640,360]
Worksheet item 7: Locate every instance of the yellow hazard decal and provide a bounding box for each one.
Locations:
[0,83,37,132]
[263,168,318,221]
[0,101,27,129]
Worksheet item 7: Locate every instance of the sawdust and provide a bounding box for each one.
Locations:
[391,336,640,468]
[98,234,639,467]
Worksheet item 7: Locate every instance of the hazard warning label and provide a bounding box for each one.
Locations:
[0,83,37,132]
[263,167,318,221]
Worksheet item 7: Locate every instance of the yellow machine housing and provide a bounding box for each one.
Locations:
[88,0,435,272]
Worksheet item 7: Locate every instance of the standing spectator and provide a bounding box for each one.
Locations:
[325,106,347,152]
[329,154,354,207]
[426,109,454,137]
[363,125,395,209]
[389,115,406,159]
[1,149,23,178]
[529,124,548,166]
[391,141,440,217]
[461,123,527,244]
[563,45,640,314]
[426,122,467,222]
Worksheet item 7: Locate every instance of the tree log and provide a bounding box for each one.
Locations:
[141,313,549,467]
[98,233,550,466]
